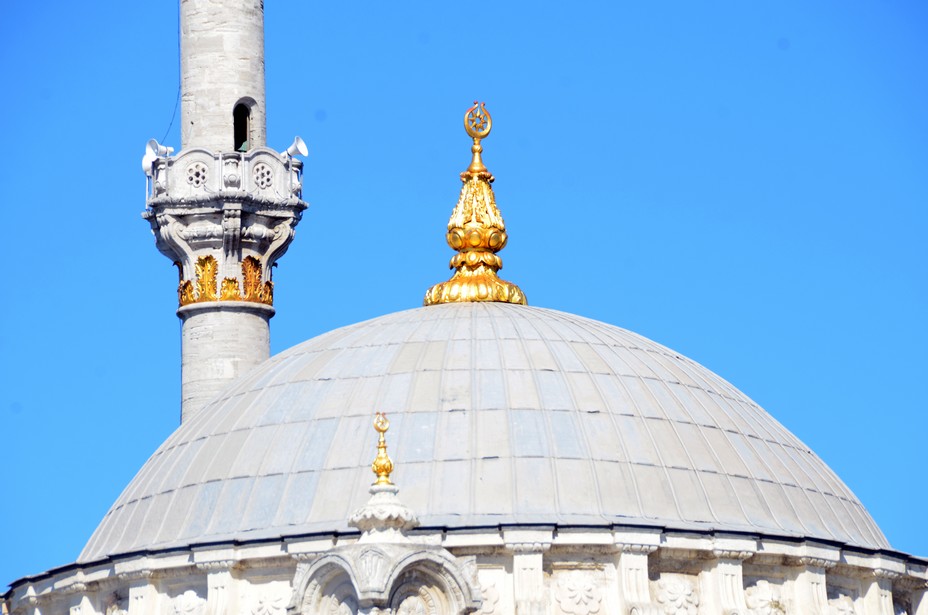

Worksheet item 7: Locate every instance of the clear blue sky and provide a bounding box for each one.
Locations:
[1,1,926,588]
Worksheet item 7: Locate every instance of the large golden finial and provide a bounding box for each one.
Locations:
[371,412,394,486]
[423,102,527,306]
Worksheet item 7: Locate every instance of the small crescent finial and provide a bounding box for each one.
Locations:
[464,101,492,140]
[371,412,394,486]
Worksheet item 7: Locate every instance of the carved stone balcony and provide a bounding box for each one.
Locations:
[146,147,305,209]
[142,146,308,308]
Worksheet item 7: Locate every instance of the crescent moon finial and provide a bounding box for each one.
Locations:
[464,101,492,140]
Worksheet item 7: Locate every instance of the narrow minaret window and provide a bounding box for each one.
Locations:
[233,103,251,151]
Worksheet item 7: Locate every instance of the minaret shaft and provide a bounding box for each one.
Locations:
[180,0,266,152]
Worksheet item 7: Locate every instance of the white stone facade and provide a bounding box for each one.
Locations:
[7,529,926,615]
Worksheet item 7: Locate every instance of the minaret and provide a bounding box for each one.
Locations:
[142,0,308,422]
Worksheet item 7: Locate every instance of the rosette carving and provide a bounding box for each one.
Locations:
[555,571,602,615]
[744,580,785,615]
[653,576,698,615]
[172,590,206,615]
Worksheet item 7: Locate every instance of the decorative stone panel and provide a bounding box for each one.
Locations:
[651,574,699,615]
[553,570,602,615]
[744,580,786,615]
[171,590,205,615]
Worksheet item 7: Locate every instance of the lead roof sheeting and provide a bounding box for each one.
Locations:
[78,303,890,564]
[273,470,320,527]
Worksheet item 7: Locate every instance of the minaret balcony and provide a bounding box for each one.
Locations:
[146,147,305,208]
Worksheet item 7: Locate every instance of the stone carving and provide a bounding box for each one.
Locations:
[223,158,241,188]
[477,583,499,615]
[798,556,837,570]
[712,550,754,561]
[654,576,698,615]
[392,583,440,615]
[826,586,858,615]
[396,595,430,615]
[252,592,287,615]
[144,148,306,310]
[173,590,206,615]
[320,589,357,615]
[744,580,784,615]
[187,162,208,187]
[555,572,602,615]
[104,593,128,615]
[827,594,855,614]
[298,578,358,615]
[357,548,388,582]
[253,163,273,189]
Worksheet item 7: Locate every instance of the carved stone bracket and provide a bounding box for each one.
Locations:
[619,544,659,556]
[796,556,838,570]
[712,549,754,561]
[504,542,552,555]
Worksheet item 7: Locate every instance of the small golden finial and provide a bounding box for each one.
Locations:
[464,101,492,174]
[423,102,527,306]
[371,412,394,486]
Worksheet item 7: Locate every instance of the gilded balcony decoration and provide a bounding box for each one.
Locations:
[194,255,218,302]
[424,102,526,306]
[145,146,306,310]
[177,255,274,306]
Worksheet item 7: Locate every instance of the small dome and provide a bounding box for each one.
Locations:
[80,303,888,563]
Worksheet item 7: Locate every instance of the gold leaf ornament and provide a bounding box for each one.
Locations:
[424,102,526,306]
[371,412,394,486]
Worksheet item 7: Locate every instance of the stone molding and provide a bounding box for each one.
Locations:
[797,556,839,569]
[504,542,552,554]
[618,543,659,555]
[712,549,755,561]
[7,532,928,615]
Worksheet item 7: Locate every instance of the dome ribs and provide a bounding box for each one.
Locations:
[80,303,892,563]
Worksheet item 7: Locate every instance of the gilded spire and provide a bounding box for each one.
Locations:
[423,102,527,306]
[371,412,394,486]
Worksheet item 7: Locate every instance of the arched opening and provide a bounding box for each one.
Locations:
[233,103,251,151]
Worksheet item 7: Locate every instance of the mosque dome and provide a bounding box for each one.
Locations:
[79,301,889,564]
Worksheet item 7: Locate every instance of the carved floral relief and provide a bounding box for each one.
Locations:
[104,593,128,615]
[172,590,206,615]
[391,582,443,615]
[554,571,602,615]
[745,580,785,615]
[653,576,698,615]
[251,590,287,615]
[396,595,429,615]
[477,583,500,615]
[827,586,858,615]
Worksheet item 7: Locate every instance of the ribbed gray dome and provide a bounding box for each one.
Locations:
[80,303,888,563]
